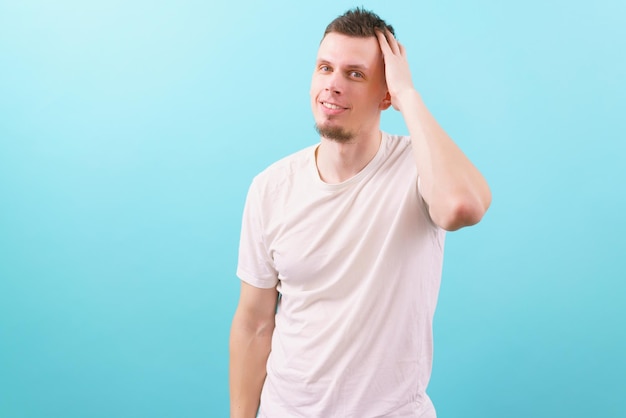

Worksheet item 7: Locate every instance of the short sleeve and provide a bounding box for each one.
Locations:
[417,175,441,230]
[236,179,279,289]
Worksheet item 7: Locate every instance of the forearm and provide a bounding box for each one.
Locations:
[398,89,491,230]
[229,313,274,418]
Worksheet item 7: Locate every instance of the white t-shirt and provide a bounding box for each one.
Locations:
[237,132,445,418]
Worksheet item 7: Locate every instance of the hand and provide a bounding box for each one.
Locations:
[376,29,416,112]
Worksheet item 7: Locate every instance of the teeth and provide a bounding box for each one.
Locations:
[323,102,342,110]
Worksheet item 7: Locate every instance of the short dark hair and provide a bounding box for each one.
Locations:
[323,7,395,39]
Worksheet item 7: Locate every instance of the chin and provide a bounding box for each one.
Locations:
[314,123,354,143]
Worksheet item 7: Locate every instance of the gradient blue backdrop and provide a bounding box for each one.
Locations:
[1,0,624,417]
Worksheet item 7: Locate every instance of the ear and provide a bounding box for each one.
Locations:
[379,91,392,110]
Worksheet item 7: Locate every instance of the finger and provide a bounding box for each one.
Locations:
[398,41,406,57]
[385,29,401,55]
[376,29,393,55]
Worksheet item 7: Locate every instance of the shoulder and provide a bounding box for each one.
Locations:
[249,143,318,197]
[382,131,412,155]
[377,131,414,171]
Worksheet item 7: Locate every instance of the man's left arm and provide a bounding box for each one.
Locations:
[377,29,492,231]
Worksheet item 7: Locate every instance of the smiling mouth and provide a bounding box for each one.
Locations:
[321,101,347,110]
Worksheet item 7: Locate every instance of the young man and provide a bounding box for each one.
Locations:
[230,8,491,418]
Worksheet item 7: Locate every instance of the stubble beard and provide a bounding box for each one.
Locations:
[314,122,354,143]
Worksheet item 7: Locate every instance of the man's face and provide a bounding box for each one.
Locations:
[310,32,389,142]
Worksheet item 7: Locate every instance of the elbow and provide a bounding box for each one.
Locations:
[230,307,276,345]
[254,317,276,339]
[432,191,491,231]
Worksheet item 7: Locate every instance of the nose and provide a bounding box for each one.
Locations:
[324,71,344,94]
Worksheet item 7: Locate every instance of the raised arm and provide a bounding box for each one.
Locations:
[376,29,491,231]
[229,281,278,418]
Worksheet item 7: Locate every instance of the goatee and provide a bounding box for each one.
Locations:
[314,123,354,143]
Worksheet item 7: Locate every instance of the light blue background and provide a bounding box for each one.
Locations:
[1,0,624,417]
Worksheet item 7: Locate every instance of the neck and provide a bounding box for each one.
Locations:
[315,131,382,184]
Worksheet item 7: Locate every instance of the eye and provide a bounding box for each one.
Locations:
[349,71,364,79]
[319,65,332,72]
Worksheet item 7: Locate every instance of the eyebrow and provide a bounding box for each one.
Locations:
[316,59,369,71]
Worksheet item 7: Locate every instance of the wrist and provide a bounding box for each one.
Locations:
[393,88,421,113]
